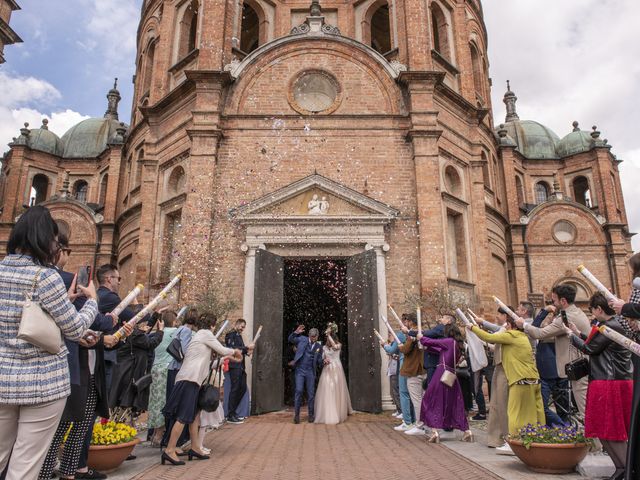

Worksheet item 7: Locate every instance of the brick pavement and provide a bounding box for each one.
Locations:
[133,411,502,480]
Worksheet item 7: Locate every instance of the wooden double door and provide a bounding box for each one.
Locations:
[250,249,381,415]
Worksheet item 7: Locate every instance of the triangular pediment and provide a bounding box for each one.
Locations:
[230,174,399,223]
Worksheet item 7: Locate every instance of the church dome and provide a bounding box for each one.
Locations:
[27,119,63,156]
[498,81,559,159]
[556,121,592,158]
[60,117,122,158]
[500,120,560,160]
[60,79,126,159]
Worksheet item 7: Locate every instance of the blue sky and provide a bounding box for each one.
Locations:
[1,0,639,251]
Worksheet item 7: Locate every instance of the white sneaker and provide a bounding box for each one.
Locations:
[392,412,403,419]
[394,422,414,431]
[496,443,515,455]
[404,426,426,436]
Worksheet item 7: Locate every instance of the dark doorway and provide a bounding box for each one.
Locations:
[282,259,348,406]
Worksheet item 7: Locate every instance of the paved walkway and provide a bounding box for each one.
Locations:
[133,411,502,480]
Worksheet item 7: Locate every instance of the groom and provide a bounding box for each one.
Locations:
[288,325,324,424]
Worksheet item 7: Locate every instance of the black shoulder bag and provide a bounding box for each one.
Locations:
[198,360,222,412]
[565,357,589,381]
[166,327,185,363]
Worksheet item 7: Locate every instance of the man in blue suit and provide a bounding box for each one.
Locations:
[288,325,324,424]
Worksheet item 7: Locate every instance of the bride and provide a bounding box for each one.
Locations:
[314,323,353,424]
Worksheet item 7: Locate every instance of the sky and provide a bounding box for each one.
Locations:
[1,0,639,250]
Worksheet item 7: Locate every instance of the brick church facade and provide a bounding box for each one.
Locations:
[0,0,633,410]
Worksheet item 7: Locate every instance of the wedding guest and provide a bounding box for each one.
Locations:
[0,206,98,479]
[161,313,241,465]
[384,334,402,418]
[470,313,545,452]
[476,308,510,449]
[382,325,413,429]
[418,319,473,443]
[567,293,633,480]
[516,284,590,416]
[148,311,178,446]
[531,304,569,427]
[225,319,255,424]
[38,231,129,480]
[399,314,427,436]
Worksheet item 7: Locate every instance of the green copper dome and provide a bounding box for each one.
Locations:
[60,117,122,158]
[557,122,592,158]
[500,120,560,160]
[27,120,63,156]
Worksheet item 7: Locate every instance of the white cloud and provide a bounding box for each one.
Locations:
[0,73,89,153]
[484,0,640,251]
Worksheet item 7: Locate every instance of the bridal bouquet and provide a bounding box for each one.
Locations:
[326,322,338,335]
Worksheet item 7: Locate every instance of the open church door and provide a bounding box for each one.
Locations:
[347,250,382,413]
[251,249,284,415]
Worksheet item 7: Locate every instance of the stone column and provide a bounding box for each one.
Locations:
[241,244,258,394]
[372,243,394,410]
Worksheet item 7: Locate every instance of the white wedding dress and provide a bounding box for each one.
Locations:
[314,345,353,425]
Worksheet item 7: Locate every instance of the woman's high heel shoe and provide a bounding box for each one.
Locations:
[462,430,474,442]
[427,431,440,444]
[161,451,185,466]
[188,449,211,461]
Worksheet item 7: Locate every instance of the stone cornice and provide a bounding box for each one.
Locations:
[406,129,443,141]
[397,71,445,86]
[435,83,489,124]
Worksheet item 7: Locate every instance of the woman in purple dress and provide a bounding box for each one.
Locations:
[418,317,473,443]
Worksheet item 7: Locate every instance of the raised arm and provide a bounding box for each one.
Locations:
[39,269,97,342]
[480,320,502,333]
[470,326,518,345]
[570,331,612,356]
[523,316,564,340]
[203,331,236,357]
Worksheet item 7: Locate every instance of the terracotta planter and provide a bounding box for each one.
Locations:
[87,438,140,472]
[508,439,590,474]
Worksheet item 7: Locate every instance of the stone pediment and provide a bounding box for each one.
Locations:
[230,174,399,224]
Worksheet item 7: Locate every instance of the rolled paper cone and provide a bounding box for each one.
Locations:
[577,265,619,302]
[176,305,189,320]
[114,274,182,339]
[467,308,479,320]
[492,296,521,322]
[388,305,404,328]
[599,325,640,357]
[111,284,144,316]
[373,328,386,343]
[381,315,402,344]
[253,325,263,343]
[215,320,229,339]
[417,306,422,333]
[455,308,474,327]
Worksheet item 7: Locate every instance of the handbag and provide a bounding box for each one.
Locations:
[565,357,589,381]
[198,361,222,412]
[17,267,63,354]
[166,329,184,362]
[440,345,457,387]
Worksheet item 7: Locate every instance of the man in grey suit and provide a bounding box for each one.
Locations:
[516,284,590,416]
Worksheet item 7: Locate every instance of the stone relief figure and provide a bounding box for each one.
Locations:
[308,194,330,215]
[308,194,322,214]
[320,196,329,214]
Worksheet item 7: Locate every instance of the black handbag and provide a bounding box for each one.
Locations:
[565,357,589,381]
[198,361,222,412]
[166,336,184,363]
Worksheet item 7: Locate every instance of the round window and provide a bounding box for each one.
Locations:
[444,165,462,196]
[552,220,577,244]
[290,70,341,114]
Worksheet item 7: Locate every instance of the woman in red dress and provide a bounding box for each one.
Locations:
[567,292,633,480]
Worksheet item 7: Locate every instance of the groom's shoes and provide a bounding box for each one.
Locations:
[294,416,300,424]
[308,416,315,423]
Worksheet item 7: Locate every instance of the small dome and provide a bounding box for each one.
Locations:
[27,120,63,156]
[60,117,123,158]
[499,120,560,160]
[557,122,592,157]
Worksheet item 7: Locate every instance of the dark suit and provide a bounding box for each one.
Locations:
[288,332,323,420]
[225,330,249,419]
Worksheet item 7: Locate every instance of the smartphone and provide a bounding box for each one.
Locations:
[76,266,92,293]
